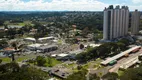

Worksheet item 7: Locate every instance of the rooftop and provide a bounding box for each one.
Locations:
[105,5,129,10]
[28,43,42,47]
[38,45,58,49]
[51,69,71,79]
[38,36,54,41]
[120,56,139,69]
[4,47,15,51]
[101,46,141,65]
[68,49,83,54]
[24,37,36,41]
[57,54,68,57]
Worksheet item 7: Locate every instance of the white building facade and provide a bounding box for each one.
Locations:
[103,5,129,40]
[131,10,140,35]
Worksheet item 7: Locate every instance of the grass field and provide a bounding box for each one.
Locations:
[44,57,62,67]
[63,63,76,68]
[16,56,31,62]
[0,57,11,63]
[117,70,125,77]
[4,20,34,27]
[0,55,35,63]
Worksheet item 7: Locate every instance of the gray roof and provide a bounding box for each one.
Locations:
[51,69,71,79]
[101,46,141,65]
[38,45,58,49]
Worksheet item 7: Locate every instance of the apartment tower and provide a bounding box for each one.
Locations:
[131,9,140,35]
[103,5,129,40]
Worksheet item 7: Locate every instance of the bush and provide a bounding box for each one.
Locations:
[36,56,46,66]
[0,59,2,64]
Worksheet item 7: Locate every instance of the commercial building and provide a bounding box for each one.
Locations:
[38,36,55,43]
[101,46,141,65]
[24,37,36,43]
[119,56,139,69]
[27,43,42,51]
[131,9,140,35]
[50,69,71,79]
[27,43,58,53]
[53,49,83,60]
[103,5,129,40]
[37,45,58,53]
[84,44,101,48]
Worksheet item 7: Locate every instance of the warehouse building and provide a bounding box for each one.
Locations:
[37,45,58,53]
[101,46,141,65]
[24,37,36,43]
[27,43,42,51]
[38,36,55,43]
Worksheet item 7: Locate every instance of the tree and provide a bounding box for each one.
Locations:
[65,68,88,80]
[96,44,110,58]
[76,40,128,63]
[77,65,83,70]
[0,40,8,48]
[0,20,4,26]
[5,28,17,39]
[116,42,126,51]
[0,62,49,80]
[28,59,36,64]
[11,41,18,50]
[10,40,26,51]
[120,67,142,80]
[0,62,20,73]
[34,33,43,42]
[138,55,142,61]
[4,24,8,29]
[82,27,89,37]
[76,52,89,63]
[89,73,100,80]
[48,57,52,67]
[0,59,2,64]
[93,32,103,42]
[102,72,118,80]
[118,39,129,47]
[36,56,46,66]
[80,44,84,49]
[11,53,15,61]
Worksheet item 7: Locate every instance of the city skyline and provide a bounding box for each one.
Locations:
[0,0,142,11]
[131,9,140,35]
[103,5,129,40]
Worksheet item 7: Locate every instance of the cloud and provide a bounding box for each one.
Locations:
[129,5,142,11]
[0,0,141,11]
[132,0,142,4]
[0,0,108,11]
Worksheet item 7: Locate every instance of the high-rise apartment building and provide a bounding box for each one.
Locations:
[103,5,129,40]
[131,9,140,35]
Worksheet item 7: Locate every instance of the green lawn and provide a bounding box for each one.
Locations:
[18,23,25,26]
[0,57,11,63]
[15,54,37,62]
[82,58,102,70]
[117,70,125,77]
[58,40,62,45]
[63,63,76,68]
[0,55,35,63]
[44,57,62,67]
[16,56,30,62]
[25,56,61,67]
[5,20,34,27]
[83,64,89,69]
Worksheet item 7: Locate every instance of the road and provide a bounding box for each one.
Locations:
[109,48,142,72]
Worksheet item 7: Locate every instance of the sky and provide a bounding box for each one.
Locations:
[0,0,142,11]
